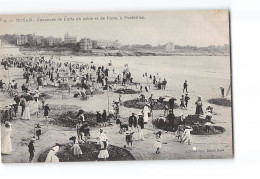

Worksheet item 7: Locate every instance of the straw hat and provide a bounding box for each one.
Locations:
[185,125,192,129]
[124,131,130,135]
[30,138,36,142]
[138,112,143,116]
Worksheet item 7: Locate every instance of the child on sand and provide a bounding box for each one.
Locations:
[28,137,36,162]
[180,126,193,145]
[35,124,41,140]
[98,141,109,161]
[155,131,162,154]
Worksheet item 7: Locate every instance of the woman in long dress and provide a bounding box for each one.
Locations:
[45,146,59,163]
[143,104,150,123]
[195,96,204,115]
[22,100,30,120]
[1,121,12,155]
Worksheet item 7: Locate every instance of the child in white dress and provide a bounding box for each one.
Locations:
[155,131,162,154]
[98,141,109,161]
[180,126,193,145]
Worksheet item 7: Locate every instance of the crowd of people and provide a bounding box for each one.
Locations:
[1,54,220,162]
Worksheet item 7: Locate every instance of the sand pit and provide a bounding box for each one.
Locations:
[208,98,232,107]
[153,114,225,135]
[48,105,98,128]
[38,142,135,162]
[114,88,140,94]
[123,99,179,110]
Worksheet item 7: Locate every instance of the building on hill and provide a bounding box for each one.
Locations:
[64,32,77,44]
[92,40,121,49]
[79,38,93,50]
[16,35,28,45]
[45,36,62,46]
[165,42,174,53]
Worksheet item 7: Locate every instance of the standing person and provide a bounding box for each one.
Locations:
[128,113,137,131]
[119,94,122,106]
[185,94,190,108]
[96,111,102,126]
[45,145,60,163]
[43,104,50,121]
[1,121,12,155]
[98,141,109,161]
[22,100,30,120]
[180,95,186,109]
[168,97,176,112]
[97,128,107,149]
[220,87,225,98]
[167,110,175,130]
[69,136,83,158]
[102,109,107,127]
[133,113,138,132]
[143,104,150,123]
[33,98,40,116]
[20,97,26,117]
[180,126,193,145]
[76,120,83,141]
[164,103,169,116]
[183,80,188,93]
[28,138,36,162]
[195,96,204,115]
[155,131,162,154]
[35,124,42,140]
[137,112,144,141]
[80,124,91,143]
[13,94,20,117]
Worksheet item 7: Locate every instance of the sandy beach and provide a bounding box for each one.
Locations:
[1,48,233,163]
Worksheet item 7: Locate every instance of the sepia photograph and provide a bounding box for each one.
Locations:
[0,10,233,163]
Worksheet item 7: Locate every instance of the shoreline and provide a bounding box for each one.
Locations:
[19,47,230,57]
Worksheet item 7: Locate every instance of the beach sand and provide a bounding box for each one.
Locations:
[0,51,233,163]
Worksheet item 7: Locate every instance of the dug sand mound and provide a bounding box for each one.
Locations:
[208,98,231,107]
[114,88,140,94]
[123,99,179,110]
[153,114,225,135]
[48,105,98,128]
[38,142,135,162]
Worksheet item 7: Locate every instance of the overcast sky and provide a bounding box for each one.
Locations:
[0,10,230,46]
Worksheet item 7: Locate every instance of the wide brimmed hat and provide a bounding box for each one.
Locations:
[30,138,36,141]
[185,126,192,129]
[138,112,143,116]
[124,131,130,135]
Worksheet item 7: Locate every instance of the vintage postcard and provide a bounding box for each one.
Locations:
[0,10,232,163]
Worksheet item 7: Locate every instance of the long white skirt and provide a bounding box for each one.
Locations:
[98,149,109,159]
[45,150,59,163]
[73,144,83,156]
[1,134,12,154]
[22,107,30,120]
[155,141,162,149]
